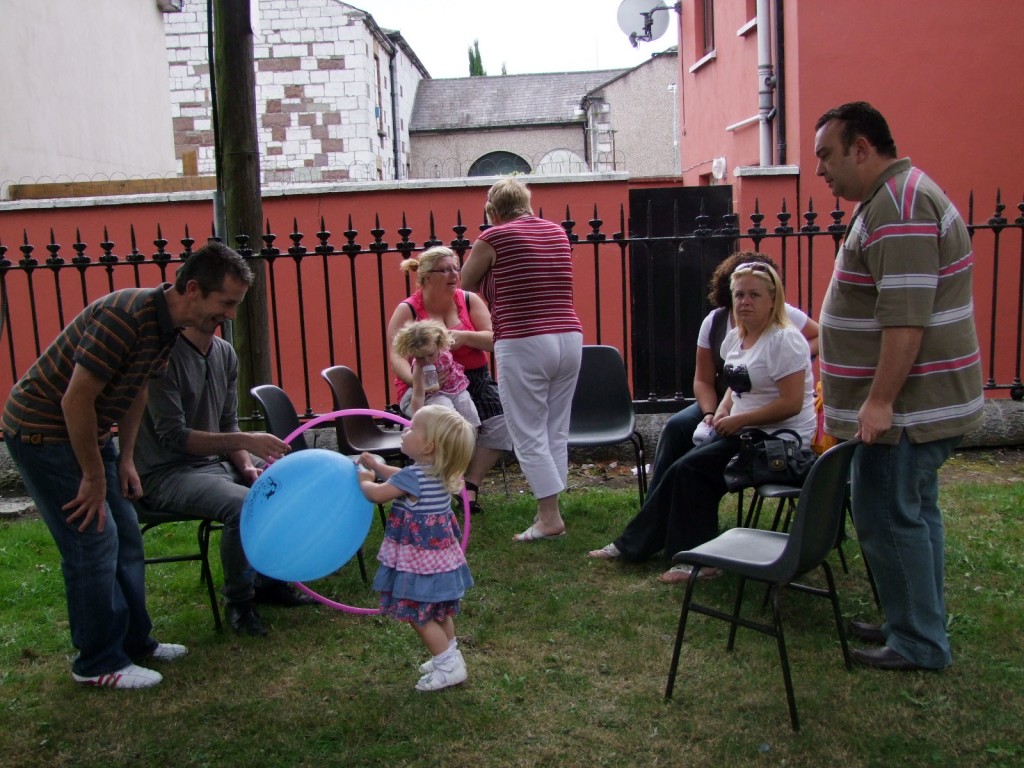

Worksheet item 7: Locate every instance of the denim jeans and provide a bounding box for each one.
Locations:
[5,432,156,676]
[851,432,961,668]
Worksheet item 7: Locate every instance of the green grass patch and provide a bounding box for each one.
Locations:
[1,455,1022,767]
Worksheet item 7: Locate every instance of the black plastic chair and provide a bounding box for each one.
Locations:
[136,501,223,631]
[250,384,368,583]
[320,366,404,460]
[567,345,647,505]
[664,439,859,731]
[320,365,407,528]
[743,479,882,606]
[250,384,310,451]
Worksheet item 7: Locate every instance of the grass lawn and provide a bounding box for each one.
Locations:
[1,448,1022,768]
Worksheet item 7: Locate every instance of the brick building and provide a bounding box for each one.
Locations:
[165,0,428,184]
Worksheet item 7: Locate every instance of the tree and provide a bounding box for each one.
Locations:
[468,39,486,76]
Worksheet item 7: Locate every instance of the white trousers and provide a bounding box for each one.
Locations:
[495,332,582,499]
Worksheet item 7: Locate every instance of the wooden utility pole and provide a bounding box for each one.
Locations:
[213,0,271,422]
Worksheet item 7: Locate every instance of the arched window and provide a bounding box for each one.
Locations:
[535,149,587,175]
[467,152,531,177]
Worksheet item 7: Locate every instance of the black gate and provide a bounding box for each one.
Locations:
[628,185,735,409]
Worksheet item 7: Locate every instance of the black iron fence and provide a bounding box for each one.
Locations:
[1,193,1021,427]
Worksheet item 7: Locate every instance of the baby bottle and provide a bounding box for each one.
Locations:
[421,364,439,393]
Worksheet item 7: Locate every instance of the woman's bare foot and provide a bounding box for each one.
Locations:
[657,564,721,584]
[586,543,620,560]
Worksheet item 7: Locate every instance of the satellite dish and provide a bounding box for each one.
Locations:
[617,0,670,46]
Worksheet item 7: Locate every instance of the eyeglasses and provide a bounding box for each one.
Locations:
[427,267,461,274]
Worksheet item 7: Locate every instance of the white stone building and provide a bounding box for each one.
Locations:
[164,0,428,184]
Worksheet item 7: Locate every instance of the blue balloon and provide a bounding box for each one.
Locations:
[241,449,373,582]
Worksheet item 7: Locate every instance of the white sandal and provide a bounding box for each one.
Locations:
[657,564,721,584]
[587,543,621,560]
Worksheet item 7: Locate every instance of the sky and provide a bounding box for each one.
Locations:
[346,0,679,79]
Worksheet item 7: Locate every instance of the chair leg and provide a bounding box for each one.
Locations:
[355,547,368,584]
[862,551,882,609]
[726,576,748,651]
[821,560,852,670]
[834,535,850,574]
[769,586,800,732]
[196,521,223,632]
[847,492,881,607]
[772,498,796,532]
[743,492,766,528]
[631,433,647,506]
[501,453,510,497]
[664,575,700,699]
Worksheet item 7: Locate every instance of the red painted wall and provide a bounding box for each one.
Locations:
[673,0,1024,394]
[0,179,634,414]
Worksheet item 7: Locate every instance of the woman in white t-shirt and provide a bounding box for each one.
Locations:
[589,258,816,584]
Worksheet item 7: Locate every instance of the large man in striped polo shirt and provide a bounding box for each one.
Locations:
[2,241,253,688]
[814,102,984,671]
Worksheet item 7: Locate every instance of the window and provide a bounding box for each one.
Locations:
[698,0,716,55]
[467,152,531,177]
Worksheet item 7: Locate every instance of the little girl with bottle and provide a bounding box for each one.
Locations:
[391,319,480,428]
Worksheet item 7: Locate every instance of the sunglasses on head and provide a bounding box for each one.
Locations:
[733,262,772,274]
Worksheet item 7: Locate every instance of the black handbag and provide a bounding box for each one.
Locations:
[723,428,818,492]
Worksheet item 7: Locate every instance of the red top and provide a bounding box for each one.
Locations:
[476,216,582,341]
[393,289,489,400]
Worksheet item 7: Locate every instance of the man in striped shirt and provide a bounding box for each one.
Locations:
[815,102,984,672]
[2,241,253,688]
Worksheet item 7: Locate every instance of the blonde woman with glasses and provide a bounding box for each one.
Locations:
[592,259,816,584]
[388,246,511,515]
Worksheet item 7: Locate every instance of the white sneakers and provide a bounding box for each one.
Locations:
[415,650,467,692]
[72,642,188,689]
[73,663,163,689]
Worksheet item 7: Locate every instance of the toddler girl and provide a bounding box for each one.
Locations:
[392,320,480,427]
[357,404,477,691]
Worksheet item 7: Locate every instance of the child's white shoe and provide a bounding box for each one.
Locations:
[415,650,467,691]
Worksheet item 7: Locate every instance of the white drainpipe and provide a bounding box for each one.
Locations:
[756,0,775,166]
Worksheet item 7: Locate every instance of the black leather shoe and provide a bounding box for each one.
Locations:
[253,581,317,607]
[226,602,268,637]
[454,494,483,515]
[851,645,931,671]
[848,620,885,645]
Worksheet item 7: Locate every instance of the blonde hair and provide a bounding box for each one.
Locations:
[416,404,476,492]
[399,246,457,288]
[392,319,452,359]
[729,262,791,337]
[484,177,533,224]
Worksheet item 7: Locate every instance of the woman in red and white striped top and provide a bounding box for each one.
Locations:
[462,178,583,543]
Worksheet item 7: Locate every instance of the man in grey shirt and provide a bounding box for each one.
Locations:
[135,324,314,636]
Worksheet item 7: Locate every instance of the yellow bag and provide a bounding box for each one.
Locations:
[811,381,839,455]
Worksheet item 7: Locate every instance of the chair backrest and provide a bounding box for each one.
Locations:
[250,384,309,451]
[779,439,859,578]
[568,345,635,443]
[320,365,397,455]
